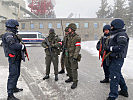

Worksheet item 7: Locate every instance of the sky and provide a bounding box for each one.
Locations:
[54,0,114,18]
[24,0,114,18]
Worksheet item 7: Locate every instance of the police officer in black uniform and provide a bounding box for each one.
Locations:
[2,19,26,100]
[104,19,129,100]
[96,25,111,83]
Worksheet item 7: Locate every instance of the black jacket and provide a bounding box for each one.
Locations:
[108,29,129,58]
[2,31,22,58]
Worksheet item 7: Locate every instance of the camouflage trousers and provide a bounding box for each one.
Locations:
[65,57,78,83]
[45,54,59,75]
[61,53,65,70]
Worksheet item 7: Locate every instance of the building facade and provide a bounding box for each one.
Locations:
[0,0,26,20]
[0,18,113,41]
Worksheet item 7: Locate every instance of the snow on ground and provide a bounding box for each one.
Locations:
[0,66,8,99]
[0,66,34,99]
[81,38,133,79]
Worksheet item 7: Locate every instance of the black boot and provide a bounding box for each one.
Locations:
[100,79,109,83]
[55,75,58,81]
[65,77,73,83]
[107,97,115,100]
[119,90,129,97]
[58,69,65,74]
[7,95,19,100]
[43,75,49,80]
[71,82,77,89]
[13,88,23,93]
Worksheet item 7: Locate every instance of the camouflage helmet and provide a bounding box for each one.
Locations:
[49,28,55,33]
[65,27,69,32]
[68,23,77,31]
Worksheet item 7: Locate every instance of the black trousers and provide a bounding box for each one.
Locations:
[7,57,21,96]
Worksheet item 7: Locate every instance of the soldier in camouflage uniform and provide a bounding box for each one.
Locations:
[65,23,81,89]
[42,28,62,81]
[59,27,69,74]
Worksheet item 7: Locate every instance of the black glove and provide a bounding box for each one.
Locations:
[104,46,110,51]
[72,58,77,63]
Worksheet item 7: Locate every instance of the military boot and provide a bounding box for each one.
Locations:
[43,75,49,80]
[106,97,115,100]
[55,75,58,81]
[71,82,78,89]
[13,88,23,93]
[7,95,19,100]
[58,69,65,74]
[100,79,109,83]
[65,77,73,83]
[119,90,129,97]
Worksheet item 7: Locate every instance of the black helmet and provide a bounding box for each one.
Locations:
[65,27,69,32]
[103,25,111,32]
[111,19,125,29]
[5,19,19,28]
[49,28,55,33]
[68,23,77,31]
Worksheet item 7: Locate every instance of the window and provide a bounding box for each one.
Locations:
[75,23,79,28]
[57,23,61,28]
[38,34,44,39]
[94,33,98,40]
[30,24,34,29]
[21,23,25,29]
[85,34,89,38]
[103,23,106,27]
[66,23,70,27]
[84,23,88,28]
[94,23,98,28]
[39,23,44,29]
[19,34,37,38]
[48,23,52,28]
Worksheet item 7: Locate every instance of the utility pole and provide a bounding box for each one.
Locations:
[17,3,20,19]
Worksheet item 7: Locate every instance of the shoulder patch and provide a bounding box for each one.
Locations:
[119,36,127,39]
[6,35,13,38]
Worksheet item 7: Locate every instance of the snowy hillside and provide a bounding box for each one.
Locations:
[81,38,133,79]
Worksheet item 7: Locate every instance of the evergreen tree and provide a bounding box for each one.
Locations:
[127,0,133,36]
[97,0,112,18]
[113,0,127,18]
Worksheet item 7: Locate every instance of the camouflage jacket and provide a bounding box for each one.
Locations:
[61,34,68,57]
[96,34,110,55]
[66,32,81,59]
[62,34,68,50]
[42,35,62,55]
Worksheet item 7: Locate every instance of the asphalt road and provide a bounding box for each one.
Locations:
[0,46,133,100]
